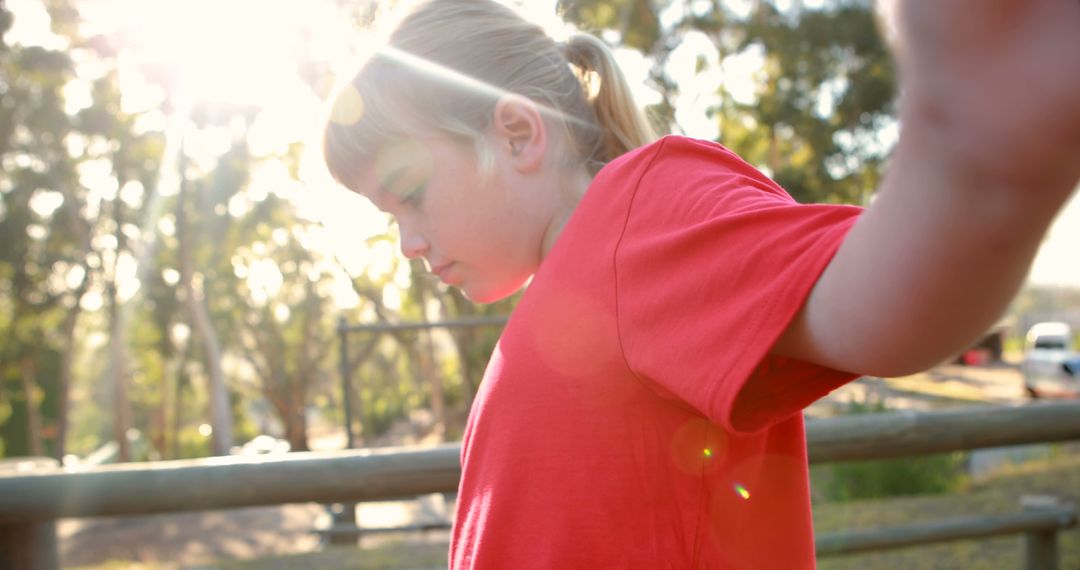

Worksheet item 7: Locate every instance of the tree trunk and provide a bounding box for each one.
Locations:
[108,291,132,462]
[345,334,381,447]
[447,290,483,411]
[410,268,446,440]
[177,150,233,456]
[170,340,190,460]
[242,317,305,452]
[285,278,320,453]
[454,335,477,408]
[19,358,45,457]
[421,330,445,442]
[55,309,77,460]
[171,379,183,459]
[186,291,233,455]
[104,164,134,462]
[285,389,310,452]
[150,383,168,460]
[55,264,90,461]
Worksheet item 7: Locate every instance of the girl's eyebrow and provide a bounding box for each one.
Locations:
[368,166,414,214]
[383,167,429,208]
[380,166,413,196]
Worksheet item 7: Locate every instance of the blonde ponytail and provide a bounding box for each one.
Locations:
[562,34,657,168]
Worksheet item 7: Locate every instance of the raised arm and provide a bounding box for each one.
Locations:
[772,0,1080,377]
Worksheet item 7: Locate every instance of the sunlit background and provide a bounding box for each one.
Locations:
[8,0,1076,294]
[4,0,1079,457]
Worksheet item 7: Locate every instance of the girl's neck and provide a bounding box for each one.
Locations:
[540,167,594,258]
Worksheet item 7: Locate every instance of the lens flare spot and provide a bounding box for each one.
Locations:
[734,483,750,500]
[529,290,618,381]
[330,85,365,126]
[669,418,728,475]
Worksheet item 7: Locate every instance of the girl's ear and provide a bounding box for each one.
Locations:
[492,95,546,173]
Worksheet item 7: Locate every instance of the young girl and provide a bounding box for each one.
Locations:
[322,0,1080,567]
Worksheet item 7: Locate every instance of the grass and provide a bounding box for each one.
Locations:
[814,446,1080,569]
[215,542,449,570]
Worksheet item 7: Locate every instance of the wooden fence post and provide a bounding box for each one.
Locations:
[0,458,60,570]
[0,519,58,570]
[1022,495,1063,570]
[1024,528,1057,570]
[328,502,360,546]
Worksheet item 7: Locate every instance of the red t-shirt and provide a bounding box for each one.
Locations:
[450,136,862,569]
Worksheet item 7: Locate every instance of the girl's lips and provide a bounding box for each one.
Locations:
[431,262,456,282]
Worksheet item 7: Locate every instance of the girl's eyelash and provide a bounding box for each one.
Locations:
[400,187,424,205]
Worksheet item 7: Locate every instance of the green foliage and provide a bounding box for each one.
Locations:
[560,0,663,52]
[0,1,78,458]
[724,1,895,205]
[0,347,63,457]
[815,450,968,503]
[562,0,896,206]
[174,425,213,459]
[231,394,260,451]
[812,401,969,502]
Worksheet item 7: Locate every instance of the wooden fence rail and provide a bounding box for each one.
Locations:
[2,401,1079,569]
[815,505,1077,566]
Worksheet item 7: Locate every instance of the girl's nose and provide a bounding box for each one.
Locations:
[399,224,430,259]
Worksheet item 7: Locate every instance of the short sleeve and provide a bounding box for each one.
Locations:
[614,137,862,434]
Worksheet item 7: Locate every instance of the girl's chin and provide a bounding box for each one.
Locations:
[460,280,522,304]
[461,288,503,304]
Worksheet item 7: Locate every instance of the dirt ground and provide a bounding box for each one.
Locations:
[59,504,324,568]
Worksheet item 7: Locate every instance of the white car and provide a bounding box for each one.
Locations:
[1021,322,1079,398]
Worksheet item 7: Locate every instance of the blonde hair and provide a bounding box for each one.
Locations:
[323,0,656,190]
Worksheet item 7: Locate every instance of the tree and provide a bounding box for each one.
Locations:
[229,191,339,453]
[175,143,235,455]
[0,0,92,458]
[727,0,895,204]
[561,0,897,205]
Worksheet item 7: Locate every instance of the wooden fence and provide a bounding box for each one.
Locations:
[2,401,1080,569]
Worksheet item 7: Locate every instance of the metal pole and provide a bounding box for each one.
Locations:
[335,316,359,546]
[338,316,354,450]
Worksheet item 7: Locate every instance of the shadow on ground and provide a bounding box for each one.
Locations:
[60,504,322,568]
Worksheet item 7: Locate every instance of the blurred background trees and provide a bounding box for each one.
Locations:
[0,0,1065,463]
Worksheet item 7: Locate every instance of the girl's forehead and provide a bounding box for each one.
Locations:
[374,138,434,180]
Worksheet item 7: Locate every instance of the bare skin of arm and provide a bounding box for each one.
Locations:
[772,0,1080,377]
